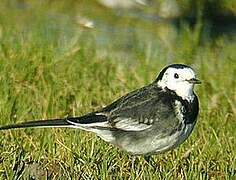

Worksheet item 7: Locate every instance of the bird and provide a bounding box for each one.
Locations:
[0,64,200,155]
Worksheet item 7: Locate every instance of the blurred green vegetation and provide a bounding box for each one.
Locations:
[0,0,235,179]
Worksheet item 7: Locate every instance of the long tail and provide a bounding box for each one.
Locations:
[0,118,72,131]
[0,113,108,131]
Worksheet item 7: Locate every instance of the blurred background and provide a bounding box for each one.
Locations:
[0,0,235,63]
[0,0,235,179]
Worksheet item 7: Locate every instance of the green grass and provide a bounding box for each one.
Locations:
[0,0,236,179]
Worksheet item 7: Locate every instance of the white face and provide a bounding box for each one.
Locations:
[157,67,198,101]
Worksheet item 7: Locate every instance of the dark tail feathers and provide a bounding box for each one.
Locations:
[0,118,71,131]
[0,113,108,131]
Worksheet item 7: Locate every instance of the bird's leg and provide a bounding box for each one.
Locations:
[131,156,137,169]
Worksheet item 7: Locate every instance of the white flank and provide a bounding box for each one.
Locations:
[114,117,152,131]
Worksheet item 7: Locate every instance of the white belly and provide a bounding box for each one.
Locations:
[116,122,195,155]
[153,123,195,154]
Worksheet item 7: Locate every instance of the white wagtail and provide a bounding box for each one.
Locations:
[0,64,200,155]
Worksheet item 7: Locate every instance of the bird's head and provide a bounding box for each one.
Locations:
[156,64,201,101]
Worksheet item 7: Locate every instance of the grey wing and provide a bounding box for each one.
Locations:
[102,85,182,134]
[109,98,180,133]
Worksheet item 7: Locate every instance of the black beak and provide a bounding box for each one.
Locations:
[186,78,201,84]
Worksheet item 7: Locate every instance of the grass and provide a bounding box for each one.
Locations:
[0,0,236,179]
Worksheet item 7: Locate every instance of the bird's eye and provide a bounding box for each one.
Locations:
[174,73,179,79]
